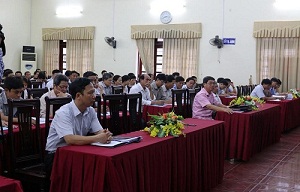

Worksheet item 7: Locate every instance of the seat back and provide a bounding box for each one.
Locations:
[112,85,123,94]
[187,89,197,118]
[28,88,48,98]
[171,89,187,117]
[102,94,127,135]
[7,99,42,174]
[30,81,43,88]
[95,95,103,125]
[45,96,72,139]
[126,93,142,132]
[236,86,242,97]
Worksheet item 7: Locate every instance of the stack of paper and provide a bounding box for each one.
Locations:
[91,136,142,148]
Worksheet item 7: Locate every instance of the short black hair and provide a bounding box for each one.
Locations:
[175,76,185,82]
[155,73,166,82]
[65,70,71,77]
[261,79,271,85]
[71,70,80,76]
[83,71,97,78]
[54,74,69,86]
[128,73,135,77]
[38,71,46,79]
[139,74,147,81]
[224,78,231,83]
[113,75,121,82]
[102,73,113,80]
[186,77,196,83]
[4,76,24,91]
[52,69,61,75]
[15,71,22,75]
[217,77,224,83]
[203,76,215,84]
[122,75,130,82]
[3,69,13,78]
[130,75,136,80]
[219,79,229,86]
[277,79,282,85]
[101,70,107,75]
[22,77,30,85]
[166,75,175,83]
[172,72,180,77]
[69,78,91,99]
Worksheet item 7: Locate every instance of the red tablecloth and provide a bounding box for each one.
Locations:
[215,103,281,161]
[267,98,300,132]
[142,104,173,122]
[219,96,236,105]
[50,118,225,192]
[0,176,23,192]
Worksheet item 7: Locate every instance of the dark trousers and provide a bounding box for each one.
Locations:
[45,151,55,192]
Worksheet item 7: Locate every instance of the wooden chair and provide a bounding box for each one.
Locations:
[6,99,46,190]
[95,95,103,125]
[186,89,198,118]
[112,85,123,94]
[102,94,127,135]
[45,96,72,139]
[126,93,142,132]
[171,89,187,117]
[28,88,48,98]
[30,81,43,88]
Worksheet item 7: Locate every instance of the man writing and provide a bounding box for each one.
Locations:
[193,76,233,120]
[45,78,112,187]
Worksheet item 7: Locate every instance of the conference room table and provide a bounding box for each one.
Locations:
[142,104,173,122]
[0,176,23,192]
[219,96,236,105]
[50,118,225,192]
[215,103,281,161]
[267,98,300,132]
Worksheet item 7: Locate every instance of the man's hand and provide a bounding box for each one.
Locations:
[222,107,233,114]
[97,129,113,144]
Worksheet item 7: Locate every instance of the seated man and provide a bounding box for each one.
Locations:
[46,69,62,90]
[218,79,229,96]
[150,73,167,100]
[45,78,112,184]
[270,77,281,95]
[250,79,277,101]
[173,76,185,90]
[182,77,196,89]
[83,71,104,96]
[129,74,164,109]
[162,75,175,101]
[40,74,70,118]
[224,78,237,96]
[193,76,233,120]
[0,76,24,125]
[121,75,130,93]
[98,72,113,95]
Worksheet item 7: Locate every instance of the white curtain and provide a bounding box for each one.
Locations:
[67,40,94,75]
[256,38,300,92]
[162,38,199,78]
[43,40,59,73]
[136,39,155,73]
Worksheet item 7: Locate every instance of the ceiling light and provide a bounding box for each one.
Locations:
[274,0,300,10]
[56,6,83,18]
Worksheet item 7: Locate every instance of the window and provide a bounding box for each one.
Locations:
[59,40,67,74]
[138,39,163,77]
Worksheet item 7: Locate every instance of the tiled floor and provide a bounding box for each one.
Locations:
[211,126,300,192]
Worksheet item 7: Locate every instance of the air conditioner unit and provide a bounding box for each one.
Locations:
[20,52,37,74]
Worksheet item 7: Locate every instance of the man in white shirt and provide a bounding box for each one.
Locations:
[46,69,61,91]
[45,77,112,189]
[250,79,277,101]
[162,75,175,101]
[40,74,70,118]
[129,74,164,107]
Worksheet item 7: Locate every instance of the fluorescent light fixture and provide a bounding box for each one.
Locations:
[274,0,300,10]
[56,6,83,18]
[150,0,186,15]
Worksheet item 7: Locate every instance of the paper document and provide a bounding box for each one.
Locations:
[91,136,142,148]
